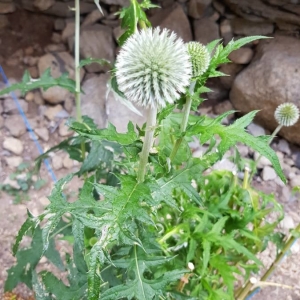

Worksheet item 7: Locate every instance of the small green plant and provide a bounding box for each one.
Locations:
[1,1,295,299]
[0,162,46,204]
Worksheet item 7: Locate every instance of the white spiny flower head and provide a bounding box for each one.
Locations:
[274,102,299,127]
[186,42,210,78]
[115,27,192,108]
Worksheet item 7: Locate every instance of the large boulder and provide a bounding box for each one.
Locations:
[230,36,300,144]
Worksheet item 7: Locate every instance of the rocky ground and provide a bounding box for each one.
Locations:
[1,0,300,299]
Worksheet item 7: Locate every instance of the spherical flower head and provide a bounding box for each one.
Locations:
[186,42,210,78]
[115,27,192,108]
[274,103,299,127]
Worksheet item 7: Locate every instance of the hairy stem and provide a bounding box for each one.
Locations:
[170,81,196,161]
[74,0,86,161]
[137,106,157,183]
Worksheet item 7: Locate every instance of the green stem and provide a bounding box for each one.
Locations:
[74,0,86,162]
[170,82,196,161]
[137,106,157,183]
[237,223,300,299]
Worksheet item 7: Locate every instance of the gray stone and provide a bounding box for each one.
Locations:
[219,63,243,89]
[4,115,27,137]
[0,2,15,13]
[290,174,300,188]
[150,3,193,42]
[231,18,275,36]
[34,127,49,141]
[98,0,129,5]
[280,214,295,229]
[193,18,219,45]
[82,8,107,27]
[230,36,300,144]
[0,15,9,30]
[262,166,277,181]
[52,155,63,170]
[277,139,291,155]
[58,122,73,137]
[247,123,266,137]
[33,0,55,11]
[188,0,212,19]
[3,137,24,155]
[3,98,28,115]
[228,47,254,64]
[5,156,23,169]
[80,25,115,73]
[80,74,146,132]
[63,155,73,169]
[44,104,66,121]
[22,0,95,17]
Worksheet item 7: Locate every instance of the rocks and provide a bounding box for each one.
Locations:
[80,74,146,132]
[100,0,129,5]
[0,2,16,14]
[247,123,266,137]
[228,48,254,65]
[193,18,219,45]
[262,165,277,181]
[44,104,65,121]
[3,98,28,115]
[231,18,275,36]
[3,137,24,155]
[58,122,73,137]
[34,127,49,141]
[52,155,63,170]
[290,175,300,188]
[280,214,295,230]
[4,115,27,137]
[5,156,23,169]
[82,9,107,27]
[188,0,212,19]
[22,0,95,17]
[63,155,73,169]
[277,139,291,155]
[0,15,9,30]
[33,0,55,11]
[38,52,85,104]
[80,25,115,73]
[219,63,243,89]
[230,36,300,144]
[150,3,193,42]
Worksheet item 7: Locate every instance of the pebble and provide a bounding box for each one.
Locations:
[3,137,24,155]
[52,155,63,171]
[4,115,27,137]
[290,175,300,188]
[4,156,23,169]
[228,47,254,64]
[3,176,19,190]
[39,196,50,206]
[280,214,295,230]
[262,166,277,181]
[25,92,35,102]
[34,127,50,142]
[63,155,73,169]
[3,98,28,114]
[254,152,272,168]
[247,123,266,137]
[0,2,16,14]
[44,104,64,121]
[58,122,73,137]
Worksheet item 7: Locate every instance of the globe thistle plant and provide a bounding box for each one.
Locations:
[186,42,210,78]
[115,27,192,182]
[274,103,299,127]
[115,27,192,108]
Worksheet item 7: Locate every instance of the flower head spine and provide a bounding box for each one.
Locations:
[274,103,299,127]
[115,27,192,108]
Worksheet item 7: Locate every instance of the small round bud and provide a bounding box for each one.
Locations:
[186,42,210,78]
[188,262,195,271]
[274,103,299,127]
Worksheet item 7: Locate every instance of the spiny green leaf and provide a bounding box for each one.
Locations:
[0,69,76,97]
[32,272,51,300]
[79,57,111,69]
[68,118,138,145]
[12,210,41,256]
[201,239,211,276]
